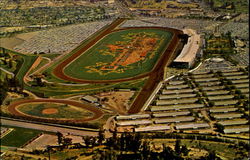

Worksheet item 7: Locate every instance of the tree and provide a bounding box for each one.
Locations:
[204,150,222,160]
[8,59,13,68]
[34,77,44,86]
[83,136,91,148]
[62,137,72,148]
[175,139,181,154]
[141,141,150,159]
[90,137,97,147]
[215,123,224,133]
[56,132,63,145]
[180,145,190,156]
[208,101,215,107]
[98,128,105,145]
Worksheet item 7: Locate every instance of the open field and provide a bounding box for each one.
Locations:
[1,125,42,147]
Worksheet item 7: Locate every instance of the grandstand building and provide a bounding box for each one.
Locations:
[172,29,202,68]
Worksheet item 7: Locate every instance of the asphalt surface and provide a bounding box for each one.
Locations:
[1,118,98,136]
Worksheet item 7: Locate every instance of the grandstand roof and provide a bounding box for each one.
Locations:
[173,29,200,65]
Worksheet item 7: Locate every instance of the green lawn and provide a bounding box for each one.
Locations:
[16,55,38,82]
[18,103,93,119]
[1,126,42,147]
[64,28,173,80]
[29,57,50,75]
[26,69,147,97]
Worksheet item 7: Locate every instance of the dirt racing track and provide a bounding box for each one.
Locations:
[53,26,183,83]
[51,18,184,114]
[8,99,104,122]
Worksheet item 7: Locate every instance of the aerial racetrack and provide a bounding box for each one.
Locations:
[52,26,181,83]
[49,19,183,114]
[60,28,173,81]
[6,19,183,122]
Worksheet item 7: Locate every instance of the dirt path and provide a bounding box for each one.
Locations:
[8,99,104,123]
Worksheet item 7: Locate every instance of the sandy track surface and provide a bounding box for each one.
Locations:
[128,28,183,114]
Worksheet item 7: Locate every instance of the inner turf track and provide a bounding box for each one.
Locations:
[8,99,103,122]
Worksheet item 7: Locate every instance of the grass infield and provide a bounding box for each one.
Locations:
[1,126,42,147]
[17,103,93,119]
[64,28,173,80]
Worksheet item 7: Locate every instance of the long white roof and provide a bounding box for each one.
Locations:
[116,114,150,120]
[154,116,195,124]
[135,125,170,132]
[116,120,152,126]
[218,119,248,126]
[224,126,249,134]
[209,107,238,113]
[151,104,204,111]
[153,111,190,118]
[175,123,210,130]
[212,113,243,119]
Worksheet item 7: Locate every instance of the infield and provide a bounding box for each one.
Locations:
[17,103,93,119]
[62,28,173,81]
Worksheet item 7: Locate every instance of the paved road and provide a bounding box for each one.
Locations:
[1,118,98,137]
[0,67,15,77]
